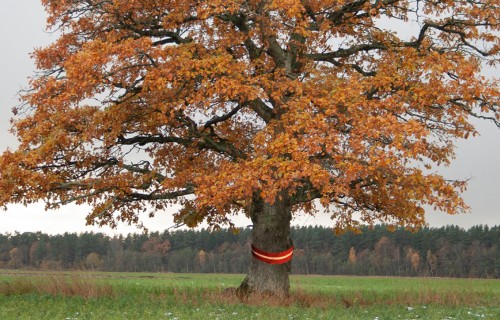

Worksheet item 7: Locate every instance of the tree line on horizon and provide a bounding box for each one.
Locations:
[0,225,498,278]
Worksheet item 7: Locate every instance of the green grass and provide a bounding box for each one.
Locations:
[0,270,499,319]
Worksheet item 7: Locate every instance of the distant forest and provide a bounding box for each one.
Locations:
[1,225,498,278]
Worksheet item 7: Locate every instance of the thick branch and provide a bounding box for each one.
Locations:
[204,104,243,129]
[249,99,274,123]
[307,43,388,62]
[327,0,370,24]
[406,20,497,56]
[124,186,195,202]
[175,111,248,160]
[118,135,191,146]
[218,12,262,61]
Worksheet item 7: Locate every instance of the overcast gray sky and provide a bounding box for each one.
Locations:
[0,0,499,235]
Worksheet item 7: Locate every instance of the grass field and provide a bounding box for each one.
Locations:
[0,270,499,319]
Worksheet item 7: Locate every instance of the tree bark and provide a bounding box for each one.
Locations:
[238,192,293,297]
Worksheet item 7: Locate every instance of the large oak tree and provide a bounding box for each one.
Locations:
[1,0,499,296]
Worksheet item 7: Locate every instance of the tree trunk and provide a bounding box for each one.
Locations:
[238,192,293,297]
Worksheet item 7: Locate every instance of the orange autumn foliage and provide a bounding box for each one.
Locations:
[1,0,499,231]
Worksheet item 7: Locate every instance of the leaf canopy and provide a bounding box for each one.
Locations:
[1,0,499,231]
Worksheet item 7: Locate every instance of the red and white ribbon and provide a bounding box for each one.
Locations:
[251,245,294,265]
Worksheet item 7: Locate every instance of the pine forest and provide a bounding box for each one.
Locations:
[0,225,498,279]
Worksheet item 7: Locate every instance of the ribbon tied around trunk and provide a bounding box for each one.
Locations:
[251,244,294,265]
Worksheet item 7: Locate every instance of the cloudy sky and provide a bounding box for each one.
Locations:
[0,0,499,235]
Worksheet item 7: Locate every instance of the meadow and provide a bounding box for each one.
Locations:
[0,270,499,319]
